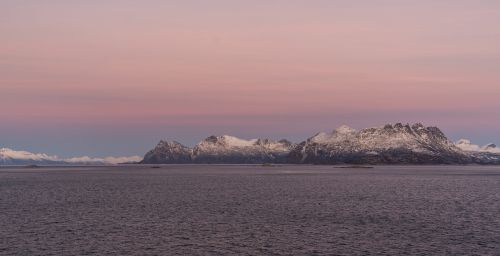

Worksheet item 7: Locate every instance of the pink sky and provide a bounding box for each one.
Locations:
[1,0,499,157]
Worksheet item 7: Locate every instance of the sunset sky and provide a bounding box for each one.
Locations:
[1,0,500,157]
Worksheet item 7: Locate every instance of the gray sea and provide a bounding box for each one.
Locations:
[0,165,499,255]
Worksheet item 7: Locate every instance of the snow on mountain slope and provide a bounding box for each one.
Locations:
[142,124,500,165]
[194,135,291,153]
[0,148,59,162]
[454,139,500,164]
[0,148,62,165]
[192,135,294,163]
[307,123,458,153]
[140,136,294,164]
[215,135,258,147]
[455,139,500,153]
[0,147,141,165]
[288,123,469,164]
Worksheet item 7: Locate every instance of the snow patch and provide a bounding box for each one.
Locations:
[221,135,258,147]
[308,123,458,154]
[335,125,356,134]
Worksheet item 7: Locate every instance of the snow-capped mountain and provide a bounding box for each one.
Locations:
[455,139,500,154]
[454,139,500,164]
[0,147,141,165]
[64,155,142,165]
[288,123,470,164]
[0,148,64,165]
[139,123,500,165]
[192,135,293,163]
[140,136,294,164]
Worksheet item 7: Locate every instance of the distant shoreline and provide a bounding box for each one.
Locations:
[2,163,500,169]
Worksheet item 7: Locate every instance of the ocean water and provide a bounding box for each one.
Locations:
[0,165,499,255]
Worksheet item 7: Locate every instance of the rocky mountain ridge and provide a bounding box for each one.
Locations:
[141,136,294,164]
[140,123,499,165]
[288,123,469,164]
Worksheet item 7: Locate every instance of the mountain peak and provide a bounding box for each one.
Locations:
[455,139,480,152]
[335,125,356,134]
[158,139,185,147]
[199,135,257,147]
[483,143,497,150]
[141,140,192,164]
[456,139,471,145]
[412,122,425,130]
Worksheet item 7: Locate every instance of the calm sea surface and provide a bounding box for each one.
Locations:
[0,165,499,255]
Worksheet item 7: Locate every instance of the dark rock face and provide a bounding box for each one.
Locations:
[140,140,192,164]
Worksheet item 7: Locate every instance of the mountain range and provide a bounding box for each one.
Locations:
[2,123,499,165]
[141,136,294,164]
[0,148,141,165]
[141,123,500,165]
